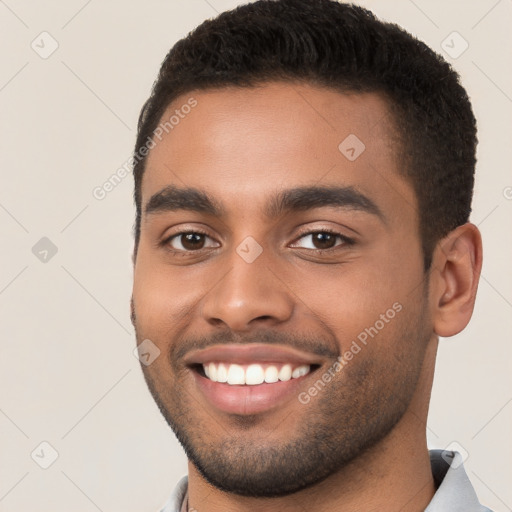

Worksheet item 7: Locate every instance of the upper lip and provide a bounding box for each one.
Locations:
[183,343,328,366]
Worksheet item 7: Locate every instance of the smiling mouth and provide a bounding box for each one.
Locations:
[193,362,321,385]
[184,344,327,414]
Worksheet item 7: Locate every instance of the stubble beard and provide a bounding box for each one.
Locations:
[135,310,430,498]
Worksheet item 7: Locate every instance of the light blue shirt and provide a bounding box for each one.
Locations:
[159,450,493,512]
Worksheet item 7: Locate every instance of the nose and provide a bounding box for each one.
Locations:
[200,249,294,332]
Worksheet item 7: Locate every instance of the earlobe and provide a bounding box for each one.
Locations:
[431,223,483,337]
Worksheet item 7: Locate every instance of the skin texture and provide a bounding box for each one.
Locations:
[131,82,482,512]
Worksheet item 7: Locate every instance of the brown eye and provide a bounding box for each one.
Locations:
[292,231,352,251]
[311,232,337,249]
[180,233,205,250]
[167,232,218,251]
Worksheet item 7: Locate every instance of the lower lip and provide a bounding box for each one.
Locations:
[192,370,314,415]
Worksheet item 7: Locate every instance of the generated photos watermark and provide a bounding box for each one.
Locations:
[92,97,198,201]
[298,301,403,405]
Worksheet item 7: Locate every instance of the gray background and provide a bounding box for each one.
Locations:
[0,0,510,510]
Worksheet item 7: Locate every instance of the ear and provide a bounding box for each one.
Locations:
[430,223,483,337]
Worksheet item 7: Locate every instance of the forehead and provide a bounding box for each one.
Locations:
[141,82,415,223]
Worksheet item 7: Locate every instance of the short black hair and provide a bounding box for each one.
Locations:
[132,0,477,271]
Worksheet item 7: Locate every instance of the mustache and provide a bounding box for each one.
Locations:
[171,328,339,364]
[131,296,339,364]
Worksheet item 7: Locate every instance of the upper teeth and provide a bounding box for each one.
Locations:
[203,363,311,385]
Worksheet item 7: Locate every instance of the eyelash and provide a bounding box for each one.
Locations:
[160,228,355,255]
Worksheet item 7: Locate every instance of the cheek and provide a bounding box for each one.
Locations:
[285,253,425,367]
[132,247,211,341]
[284,261,407,342]
[132,250,178,338]
[332,302,427,401]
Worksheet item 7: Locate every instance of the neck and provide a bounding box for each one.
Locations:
[186,338,438,512]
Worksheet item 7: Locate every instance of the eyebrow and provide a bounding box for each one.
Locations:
[144,185,385,223]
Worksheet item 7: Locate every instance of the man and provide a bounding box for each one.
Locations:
[130,0,490,510]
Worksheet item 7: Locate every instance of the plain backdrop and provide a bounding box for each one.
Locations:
[0,1,511,511]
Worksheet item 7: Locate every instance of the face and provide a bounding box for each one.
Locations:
[131,82,434,497]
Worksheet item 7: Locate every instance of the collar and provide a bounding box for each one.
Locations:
[426,449,490,511]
